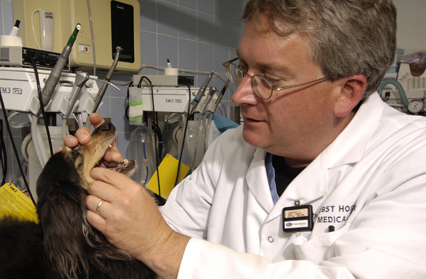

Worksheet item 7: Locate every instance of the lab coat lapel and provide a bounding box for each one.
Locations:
[326,93,382,168]
[265,94,384,222]
[246,148,274,213]
[267,155,329,223]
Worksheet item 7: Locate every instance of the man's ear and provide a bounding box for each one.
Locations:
[334,75,367,117]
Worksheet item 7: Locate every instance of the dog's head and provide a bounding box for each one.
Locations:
[36,122,139,279]
[58,122,136,189]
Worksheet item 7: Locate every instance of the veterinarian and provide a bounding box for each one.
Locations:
[65,0,426,278]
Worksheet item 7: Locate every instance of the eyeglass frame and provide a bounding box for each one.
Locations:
[222,57,329,100]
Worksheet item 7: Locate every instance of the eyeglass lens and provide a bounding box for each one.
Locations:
[229,64,271,98]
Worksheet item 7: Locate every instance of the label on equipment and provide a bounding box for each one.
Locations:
[0,183,38,223]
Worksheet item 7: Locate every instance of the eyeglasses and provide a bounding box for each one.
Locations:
[223,58,328,100]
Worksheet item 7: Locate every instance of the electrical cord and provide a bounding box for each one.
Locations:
[125,81,133,120]
[112,80,133,87]
[0,87,36,206]
[86,0,96,76]
[31,9,42,49]
[137,76,162,199]
[0,121,7,186]
[175,84,192,187]
[138,64,228,84]
[30,56,54,157]
[151,119,163,160]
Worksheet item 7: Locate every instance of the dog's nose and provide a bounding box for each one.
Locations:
[101,122,114,132]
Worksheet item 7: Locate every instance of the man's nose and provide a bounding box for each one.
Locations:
[231,75,259,105]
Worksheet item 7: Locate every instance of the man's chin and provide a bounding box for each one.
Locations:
[242,127,268,149]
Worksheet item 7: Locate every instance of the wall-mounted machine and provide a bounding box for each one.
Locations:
[0,67,100,200]
[12,0,141,72]
[0,68,98,116]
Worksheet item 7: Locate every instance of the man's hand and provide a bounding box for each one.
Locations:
[86,165,190,279]
[59,113,123,163]
[64,113,190,278]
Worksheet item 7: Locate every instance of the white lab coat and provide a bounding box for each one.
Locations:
[160,93,426,278]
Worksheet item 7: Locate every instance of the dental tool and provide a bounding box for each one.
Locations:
[39,23,81,115]
[91,46,123,114]
[201,86,217,114]
[212,79,230,114]
[189,71,214,115]
[64,72,90,118]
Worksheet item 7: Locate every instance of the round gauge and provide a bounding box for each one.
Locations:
[408,99,424,114]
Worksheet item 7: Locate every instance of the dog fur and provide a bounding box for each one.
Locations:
[0,122,156,279]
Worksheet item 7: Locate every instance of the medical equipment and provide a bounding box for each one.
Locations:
[9,20,20,36]
[39,10,54,51]
[127,72,228,195]
[0,67,100,199]
[189,71,214,115]
[0,23,107,200]
[128,120,156,187]
[90,46,122,115]
[0,68,97,116]
[39,24,80,114]
[379,52,426,115]
[12,0,141,72]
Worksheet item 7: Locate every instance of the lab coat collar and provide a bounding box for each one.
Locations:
[257,93,384,222]
[246,147,329,217]
[325,93,383,168]
[266,154,329,222]
[246,148,275,212]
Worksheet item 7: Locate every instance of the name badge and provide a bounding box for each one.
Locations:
[282,204,313,232]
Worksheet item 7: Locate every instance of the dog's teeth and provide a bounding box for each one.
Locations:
[108,144,112,149]
[123,159,129,165]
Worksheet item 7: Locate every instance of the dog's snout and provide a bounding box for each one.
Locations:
[101,122,114,132]
[92,122,116,137]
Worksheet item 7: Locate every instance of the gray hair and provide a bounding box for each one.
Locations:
[242,0,397,96]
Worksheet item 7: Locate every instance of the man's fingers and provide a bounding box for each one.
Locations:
[86,206,107,231]
[64,135,79,148]
[75,127,91,145]
[90,168,136,192]
[89,169,149,204]
[63,113,105,148]
[103,145,124,163]
[87,176,124,202]
[89,113,106,129]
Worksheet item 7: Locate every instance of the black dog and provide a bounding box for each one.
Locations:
[0,122,156,279]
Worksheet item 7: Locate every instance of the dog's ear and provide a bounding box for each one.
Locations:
[37,151,82,198]
[38,182,90,278]
[36,152,91,278]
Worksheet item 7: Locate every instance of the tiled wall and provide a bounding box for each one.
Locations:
[114,0,245,155]
[0,0,13,35]
[0,0,245,181]
[2,0,425,184]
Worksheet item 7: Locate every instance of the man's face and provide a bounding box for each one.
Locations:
[232,15,342,167]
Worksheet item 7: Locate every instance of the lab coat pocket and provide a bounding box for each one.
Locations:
[292,225,350,264]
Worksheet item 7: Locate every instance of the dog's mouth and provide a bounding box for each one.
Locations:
[72,122,137,188]
[93,142,136,175]
[95,157,136,175]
